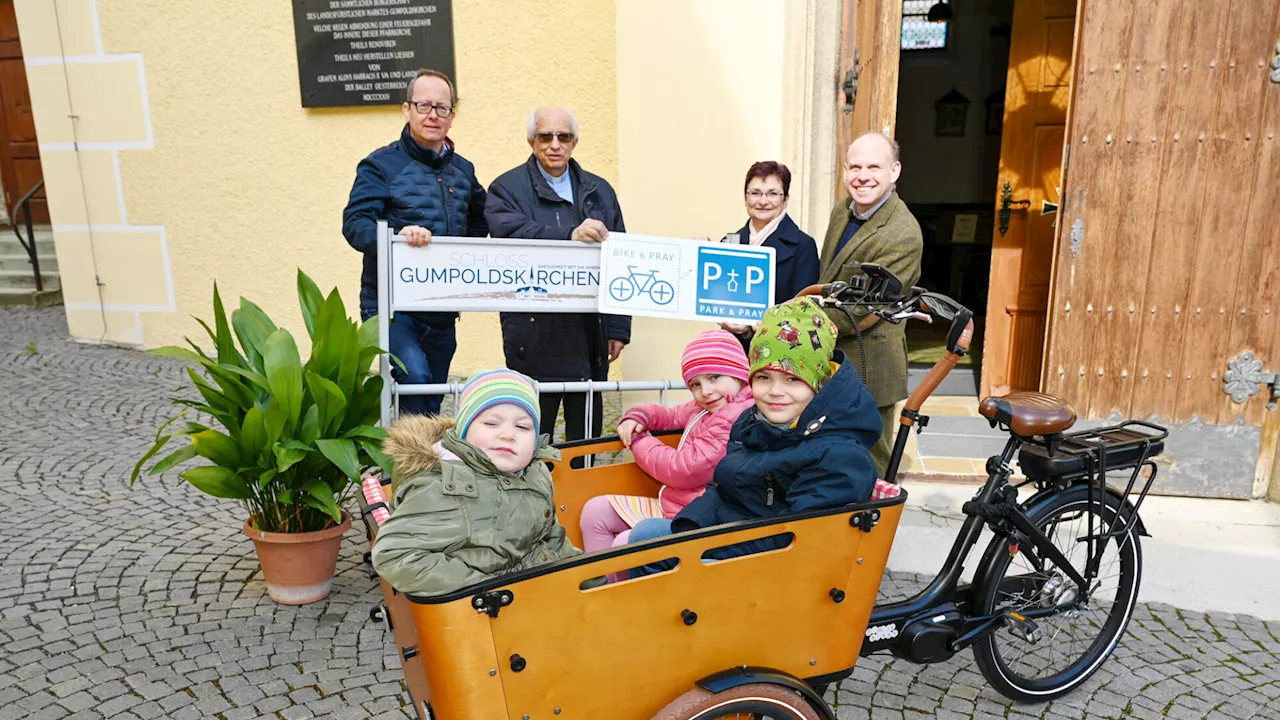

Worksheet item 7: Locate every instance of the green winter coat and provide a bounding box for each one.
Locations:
[370,415,580,597]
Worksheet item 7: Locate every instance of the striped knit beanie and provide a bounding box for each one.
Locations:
[681,329,750,387]
[456,369,540,438]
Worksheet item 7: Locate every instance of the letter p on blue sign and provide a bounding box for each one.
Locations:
[695,246,774,321]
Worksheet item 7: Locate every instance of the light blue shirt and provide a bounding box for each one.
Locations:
[537,163,574,204]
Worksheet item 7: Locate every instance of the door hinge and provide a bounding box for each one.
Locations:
[1224,350,1279,409]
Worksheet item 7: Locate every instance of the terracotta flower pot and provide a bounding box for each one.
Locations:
[243,512,352,605]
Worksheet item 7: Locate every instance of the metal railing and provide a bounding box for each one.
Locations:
[395,379,685,432]
[10,179,46,292]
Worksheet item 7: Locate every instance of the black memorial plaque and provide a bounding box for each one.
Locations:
[291,0,455,108]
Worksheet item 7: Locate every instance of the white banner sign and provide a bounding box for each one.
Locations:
[598,233,776,322]
[390,237,602,312]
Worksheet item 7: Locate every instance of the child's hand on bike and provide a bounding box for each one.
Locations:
[617,419,645,448]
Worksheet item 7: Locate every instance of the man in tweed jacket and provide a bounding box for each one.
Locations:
[818,131,923,477]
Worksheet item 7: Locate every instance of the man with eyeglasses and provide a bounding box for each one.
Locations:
[342,69,488,416]
[818,130,923,479]
[484,106,629,443]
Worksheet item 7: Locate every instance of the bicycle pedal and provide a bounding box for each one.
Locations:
[1002,610,1042,643]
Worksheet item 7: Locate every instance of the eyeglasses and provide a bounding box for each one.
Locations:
[535,131,576,144]
[746,190,785,200]
[408,101,453,118]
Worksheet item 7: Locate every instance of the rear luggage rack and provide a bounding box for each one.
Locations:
[1019,420,1168,542]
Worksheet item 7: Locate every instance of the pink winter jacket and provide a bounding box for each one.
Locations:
[622,386,756,519]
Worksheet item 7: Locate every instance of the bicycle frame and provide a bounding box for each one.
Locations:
[799,269,1152,668]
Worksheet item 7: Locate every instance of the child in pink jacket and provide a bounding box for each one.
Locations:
[580,329,755,554]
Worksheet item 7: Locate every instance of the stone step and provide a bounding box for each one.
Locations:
[0,269,60,290]
[0,233,55,256]
[0,253,58,272]
[0,286,62,307]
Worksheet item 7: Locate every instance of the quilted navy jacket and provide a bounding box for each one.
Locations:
[342,126,489,317]
[485,156,630,381]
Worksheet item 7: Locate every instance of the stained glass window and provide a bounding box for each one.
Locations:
[902,0,949,51]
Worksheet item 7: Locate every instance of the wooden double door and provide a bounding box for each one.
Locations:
[0,0,46,224]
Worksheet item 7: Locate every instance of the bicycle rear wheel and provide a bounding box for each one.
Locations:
[972,485,1141,702]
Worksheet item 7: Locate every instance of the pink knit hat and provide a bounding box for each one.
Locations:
[681,329,750,387]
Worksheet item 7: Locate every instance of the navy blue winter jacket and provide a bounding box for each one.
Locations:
[342,126,489,318]
[485,155,631,381]
[671,354,882,555]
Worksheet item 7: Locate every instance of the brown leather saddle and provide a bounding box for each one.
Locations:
[979,392,1077,437]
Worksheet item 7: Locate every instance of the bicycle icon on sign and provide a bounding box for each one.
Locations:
[608,265,675,305]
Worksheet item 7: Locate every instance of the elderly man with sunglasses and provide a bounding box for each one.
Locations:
[342,69,488,416]
[484,106,630,443]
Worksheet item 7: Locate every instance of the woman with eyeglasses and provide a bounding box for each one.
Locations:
[717,161,821,351]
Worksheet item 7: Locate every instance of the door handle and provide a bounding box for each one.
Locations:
[998,182,1031,236]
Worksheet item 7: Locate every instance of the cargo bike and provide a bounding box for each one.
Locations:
[360,244,1167,719]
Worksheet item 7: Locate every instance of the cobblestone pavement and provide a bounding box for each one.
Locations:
[3,307,1280,720]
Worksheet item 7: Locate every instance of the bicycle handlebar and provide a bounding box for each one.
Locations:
[795,267,975,423]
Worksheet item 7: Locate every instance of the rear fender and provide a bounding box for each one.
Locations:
[697,666,835,720]
[1024,482,1148,536]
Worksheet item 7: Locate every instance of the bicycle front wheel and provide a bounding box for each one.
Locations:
[652,683,823,720]
[972,485,1142,702]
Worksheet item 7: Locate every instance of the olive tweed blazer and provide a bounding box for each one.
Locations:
[818,192,923,407]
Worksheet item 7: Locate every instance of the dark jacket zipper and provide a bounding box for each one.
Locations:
[436,176,452,235]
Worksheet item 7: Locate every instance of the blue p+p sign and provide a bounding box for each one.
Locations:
[695,245,774,321]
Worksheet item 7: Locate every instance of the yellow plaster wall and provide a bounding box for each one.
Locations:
[21,0,799,388]
[615,0,789,383]
[20,0,619,367]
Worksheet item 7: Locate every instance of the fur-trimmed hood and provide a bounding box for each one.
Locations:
[382,415,455,480]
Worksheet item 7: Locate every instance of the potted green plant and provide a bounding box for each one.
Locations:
[132,269,391,604]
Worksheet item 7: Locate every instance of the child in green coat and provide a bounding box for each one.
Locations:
[371,369,580,596]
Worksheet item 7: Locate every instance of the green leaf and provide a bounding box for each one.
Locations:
[273,440,311,473]
[299,404,320,446]
[343,425,388,441]
[316,438,361,480]
[303,478,343,523]
[148,444,198,475]
[305,371,347,435]
[357,345,383,378]
[256,468,278,490]
[263,329,303,430]
[264,400,286,448]
[131,434,173,484]
[220,364,271,394]
[231,299,277,373]
[240,406,268,463]
[305,288,357,388]
[357,437,393,476]
[130,410,189,484]
[191,430,242,469]
[180,466,253,499]
[297,269,325,338]
[201,364,256,411]
[211,282,240,366]
[148,345,203,363]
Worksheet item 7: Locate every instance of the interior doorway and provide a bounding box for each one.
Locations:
[892,0,1075,397]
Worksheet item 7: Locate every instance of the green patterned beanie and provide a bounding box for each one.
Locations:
[747,297,839,391]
